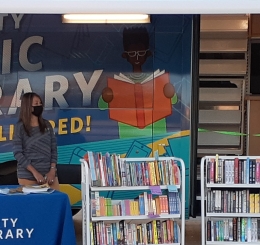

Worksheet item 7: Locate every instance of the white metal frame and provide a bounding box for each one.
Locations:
[81,156,186,245]
[200,155,260,245]
[81,159,90,245]
[2,0,260,14]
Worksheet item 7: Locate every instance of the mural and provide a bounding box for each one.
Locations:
[0,14,192,216]
[100,27,177,131]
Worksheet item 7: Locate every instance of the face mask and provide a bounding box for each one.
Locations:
[32,105,43,117]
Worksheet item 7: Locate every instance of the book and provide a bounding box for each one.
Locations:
[234,158,239,184]
[86,151,98,185]
[156,220,162,244]
[118,221,125,245]
[215,155,219,183]
[22,184,50,193]
[207,220,211,241]
[256,159,260,184]
[248,218,252,242]
[91,192,97,217]
[147,222,152,244]
[210,159,215,183]
[250,194,255,213]
[107,70,172,128]
[254,193,260,213]
[92,223,98,245]
[257,219,260,242]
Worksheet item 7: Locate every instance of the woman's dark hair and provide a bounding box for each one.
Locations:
[19,92,47,136]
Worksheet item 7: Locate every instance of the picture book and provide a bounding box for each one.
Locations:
[107,69,172,128]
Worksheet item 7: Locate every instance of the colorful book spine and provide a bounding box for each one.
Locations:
[90,222,94,245]
[169,221,173,243]
[141,162,146,186]
[143,192,149,215]
[252,218,257,242]
[120,159,127,186]
[249,160,253,184]
[111,223,117,245]
[250,194,255,213]
[241,218,245,242]
[118,221,125,245]
[154,160,160,185]
[152,220,158,244]
[246,157,250,184]
[256,159,260,184]
[254,193,260,213]
[234,158,239,184]
[147,222,152,244]
[210,159,215,183]
[95,192,100,216]
[252,160,256,184]
[157,161,163,185]
[113,155,120,186]
[156,220,162,244]
[102,155,108,186]
[215,154,219,183]
[93,223,98,245]
[91,191,97,217]
[148,162,157,186]
[173,162,180,185]
[88,151,97,182]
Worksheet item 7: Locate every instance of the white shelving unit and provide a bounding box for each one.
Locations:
[81,156,186,245]
[201,156,260,245]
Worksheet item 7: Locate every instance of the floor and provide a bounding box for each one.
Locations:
[73,210,202,245]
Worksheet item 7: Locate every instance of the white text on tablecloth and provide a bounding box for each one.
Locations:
[0,218,34,240]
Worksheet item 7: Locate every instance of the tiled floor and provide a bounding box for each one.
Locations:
[73,210,202,245]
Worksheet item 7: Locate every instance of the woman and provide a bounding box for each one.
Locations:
[12,92,59,190]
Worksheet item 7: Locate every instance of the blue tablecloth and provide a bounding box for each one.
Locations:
[0,186,77,245]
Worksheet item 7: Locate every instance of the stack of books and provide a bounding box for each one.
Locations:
[22,184,50,193]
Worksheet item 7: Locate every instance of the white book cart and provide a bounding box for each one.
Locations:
[81,156,186,245]
[201,155,260,245]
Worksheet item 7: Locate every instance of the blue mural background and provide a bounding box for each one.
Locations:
[0,14,192,216]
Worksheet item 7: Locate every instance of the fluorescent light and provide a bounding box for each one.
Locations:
[62,14,150,23]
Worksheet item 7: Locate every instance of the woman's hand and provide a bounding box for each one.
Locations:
[33,171,46,185]
[45,168,56,186]
[27,164,46,184]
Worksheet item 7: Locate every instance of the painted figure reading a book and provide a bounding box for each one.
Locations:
[99,27,177,136]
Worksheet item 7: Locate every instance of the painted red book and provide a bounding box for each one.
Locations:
[107,70,172,129]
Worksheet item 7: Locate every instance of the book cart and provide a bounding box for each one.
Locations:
[81,156,186,245]
[201,156,260,245]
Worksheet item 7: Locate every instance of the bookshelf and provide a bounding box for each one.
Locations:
[201,156,260,245]
[81,156,186,245]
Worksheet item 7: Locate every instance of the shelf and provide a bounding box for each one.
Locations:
[206,242,260,245]
[91,185,180,191]
[82,156,186,245]
[201,156,260,245]
[207,213,260,217]
[91,214,180,221]
[206,184,260,188]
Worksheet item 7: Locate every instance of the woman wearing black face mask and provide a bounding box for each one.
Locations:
[12,92,60,190]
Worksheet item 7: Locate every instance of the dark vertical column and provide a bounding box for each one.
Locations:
[190,14,200,218]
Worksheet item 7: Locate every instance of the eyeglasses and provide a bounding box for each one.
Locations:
[124,49,149,57]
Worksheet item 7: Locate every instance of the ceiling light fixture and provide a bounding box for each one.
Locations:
[62,14,150,24]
